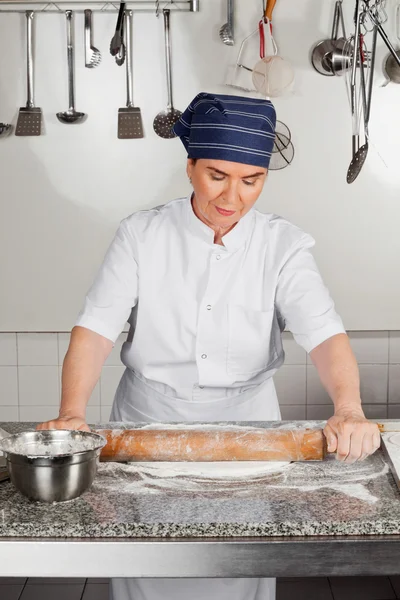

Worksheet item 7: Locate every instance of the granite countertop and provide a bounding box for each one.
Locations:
[0,421,400,539]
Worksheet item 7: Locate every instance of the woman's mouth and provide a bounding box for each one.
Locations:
[215,206,236,216]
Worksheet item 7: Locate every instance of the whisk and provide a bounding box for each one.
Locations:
[84,10,101,68]
[0,123,12,138]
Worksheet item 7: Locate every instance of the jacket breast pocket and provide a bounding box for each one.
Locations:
[227,305,278,377]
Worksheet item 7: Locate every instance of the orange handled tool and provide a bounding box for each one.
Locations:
[264,0,277,22]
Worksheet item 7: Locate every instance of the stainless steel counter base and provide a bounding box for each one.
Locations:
[1,536,400,578]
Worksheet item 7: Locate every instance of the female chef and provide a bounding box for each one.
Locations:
[38,93,380,600]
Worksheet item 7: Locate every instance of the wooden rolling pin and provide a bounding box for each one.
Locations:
[94,427,327,463]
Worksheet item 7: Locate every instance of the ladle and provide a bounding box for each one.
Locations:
[57,11,87,125]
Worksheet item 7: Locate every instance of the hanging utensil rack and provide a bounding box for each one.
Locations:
[0,0,199,14]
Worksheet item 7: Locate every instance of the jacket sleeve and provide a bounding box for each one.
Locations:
[75,219,138,343]
[275,235,346,353]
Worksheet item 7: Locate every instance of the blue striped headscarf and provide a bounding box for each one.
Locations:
[173,92,276,169]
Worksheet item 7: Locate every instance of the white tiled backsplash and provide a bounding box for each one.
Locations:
[0,332,399,423]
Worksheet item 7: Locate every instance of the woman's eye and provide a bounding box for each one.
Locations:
[211,175,225,181]
[243,180,256,186]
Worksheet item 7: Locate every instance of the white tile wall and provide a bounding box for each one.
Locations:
[0,334,17,365]
[389,365,400,404]
[280,405,306,420]
[57,333,71,365]
[358,365,388,404]
[390,332,400,364]
[17,333,58,366]
[0,331,398,423]
[348,331,389,364]
[0,367,18,406]
[282,332,307,365]
[307,405,335,420]
[274,365,306,405]
[306,365,331,405]
[100,366,125,406]
[19,406,60,422]
[362,404,388,419]
[86,406,101,423]
[0,406,19,421]
[101,405,113,421]
[388,405,400,419]
[18,367,60,406]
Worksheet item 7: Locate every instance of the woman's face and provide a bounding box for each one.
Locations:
[186,158,267,233]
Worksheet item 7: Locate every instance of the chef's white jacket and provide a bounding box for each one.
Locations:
[76,195,345,401]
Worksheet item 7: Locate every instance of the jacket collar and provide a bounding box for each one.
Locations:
[185,194,255,252]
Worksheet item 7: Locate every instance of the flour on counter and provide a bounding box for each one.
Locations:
[122,461,292,478]
[96,454,388,504]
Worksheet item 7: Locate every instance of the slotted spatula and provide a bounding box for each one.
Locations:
[118,10,143,139]
[16,11,42,137]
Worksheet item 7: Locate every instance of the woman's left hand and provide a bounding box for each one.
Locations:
[323,408,381,463]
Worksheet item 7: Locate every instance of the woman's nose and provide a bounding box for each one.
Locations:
[222,181,239,205]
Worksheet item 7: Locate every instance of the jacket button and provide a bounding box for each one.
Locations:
[201,354,207,359]
[206,305,211,310]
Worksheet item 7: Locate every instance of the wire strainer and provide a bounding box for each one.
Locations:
[252,54,295,97]
[269,120,295,171]
[252,15,295,97]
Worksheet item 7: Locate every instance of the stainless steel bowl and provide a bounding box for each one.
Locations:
[0,430,106,503]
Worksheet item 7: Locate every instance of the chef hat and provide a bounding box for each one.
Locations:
[173,92,276,169]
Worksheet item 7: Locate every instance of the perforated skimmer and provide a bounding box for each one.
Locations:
[153,9,182,139]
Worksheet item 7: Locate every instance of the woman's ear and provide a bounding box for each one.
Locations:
[186,158,195,181]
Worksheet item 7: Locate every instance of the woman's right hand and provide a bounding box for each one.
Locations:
[36,415,90,432]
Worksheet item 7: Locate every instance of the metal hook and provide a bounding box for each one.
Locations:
[162,1,182,12]
[40,2,62,12]
[100,3,114,12]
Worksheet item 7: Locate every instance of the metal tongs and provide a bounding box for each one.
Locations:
[110,1,126,62]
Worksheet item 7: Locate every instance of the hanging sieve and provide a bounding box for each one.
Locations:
[269,121,295,170]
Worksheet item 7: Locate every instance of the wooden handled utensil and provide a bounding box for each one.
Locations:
[264,0,277,22]
[95,426,327,463]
